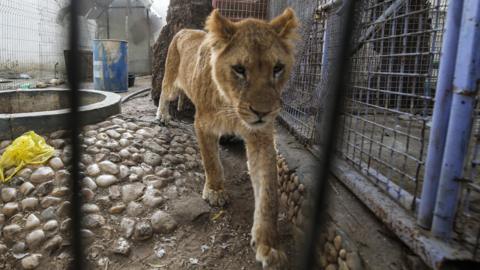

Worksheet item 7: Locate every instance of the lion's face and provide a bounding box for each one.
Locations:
[206,9,298,129]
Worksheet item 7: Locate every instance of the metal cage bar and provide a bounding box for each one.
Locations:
[431,0,480,239]
[417,0,463,230]
[67,0,85,268]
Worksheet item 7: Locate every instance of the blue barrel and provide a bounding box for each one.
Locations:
[93,39,128,92]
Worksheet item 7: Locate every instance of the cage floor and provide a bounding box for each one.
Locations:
[0,92,295,269]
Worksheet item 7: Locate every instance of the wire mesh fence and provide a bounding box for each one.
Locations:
[270,0,326,146]
[273,0,447,209]
[213,0,269,21]
[273,0,480,259]
[278,10,325,144]
[0,0,68,90]
[338,0,447,209]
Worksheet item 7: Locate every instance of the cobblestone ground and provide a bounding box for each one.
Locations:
[0,112,294,270]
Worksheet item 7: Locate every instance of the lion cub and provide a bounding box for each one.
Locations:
[156,8,298,269]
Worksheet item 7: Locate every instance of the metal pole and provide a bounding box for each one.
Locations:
[431,0,480,239]
[321,17,330,80]
[125,0,130,41]
[107,7,110,39]
[147,8,152,73]
[67,0,84,269]
[417,0,464,229]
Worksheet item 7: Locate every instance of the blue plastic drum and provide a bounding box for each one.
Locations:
[93,39,128,92]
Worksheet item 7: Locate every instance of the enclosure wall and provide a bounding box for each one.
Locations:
[0,0,96,90]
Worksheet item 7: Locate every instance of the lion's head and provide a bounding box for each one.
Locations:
[205,8,299,129]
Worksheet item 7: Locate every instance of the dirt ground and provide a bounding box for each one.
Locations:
[98,77,295,270]
[98,143,295,270]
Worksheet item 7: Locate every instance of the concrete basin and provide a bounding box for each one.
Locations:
[0,89,121,140]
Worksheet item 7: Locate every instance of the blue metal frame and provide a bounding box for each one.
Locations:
[432,0,480,239]
[417,0,464,229]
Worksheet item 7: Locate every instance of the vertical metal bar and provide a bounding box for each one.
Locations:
[301,0,356,268]
[147,8,151,73]
[431,0,480,239]
[417,0,464,229]
[126,0,130,41]
[68,0,84,269]
[320,17,330,83]
[107,7,110,39]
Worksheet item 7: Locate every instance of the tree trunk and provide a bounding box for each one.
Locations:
[151,0,213,112]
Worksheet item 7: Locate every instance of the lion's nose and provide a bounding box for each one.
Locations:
[249,106,271,118]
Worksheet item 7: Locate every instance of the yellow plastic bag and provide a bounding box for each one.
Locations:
[0,131,55,183]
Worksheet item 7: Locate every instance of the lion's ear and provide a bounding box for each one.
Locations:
[205,9,237,41]
[269,8,299,40]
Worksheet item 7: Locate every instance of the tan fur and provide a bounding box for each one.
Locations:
[156,8,298,269]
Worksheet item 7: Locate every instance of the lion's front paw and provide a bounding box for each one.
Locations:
[155,111,171,125]
[202,186,229,207]
[256,244,288,270]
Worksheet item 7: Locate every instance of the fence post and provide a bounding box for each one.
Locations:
[417,0,464,229]
[431,0,480,239]
[321,18,330,81]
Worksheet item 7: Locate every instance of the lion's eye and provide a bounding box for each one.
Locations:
[232,64,246,78]
[273,63,285,77]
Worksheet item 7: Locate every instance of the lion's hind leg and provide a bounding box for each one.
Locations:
[156,34,181,124]
[156,84,182,124]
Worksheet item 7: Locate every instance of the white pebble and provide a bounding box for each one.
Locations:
[1,187,17,202]
[31,167,55,184]
[26,229,46,249]
[86,164,101,177]
[25,214,41,230]
[98,160,119,175]
[96,175,119,187]
[49,157,64,170]
[21,254,42,270]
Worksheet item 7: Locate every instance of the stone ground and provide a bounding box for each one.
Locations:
[0,76,421,270]
[0,78,295,269]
